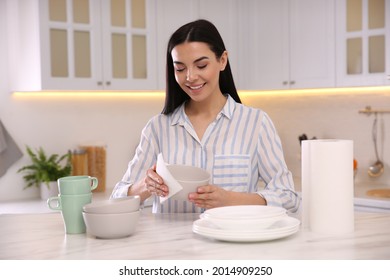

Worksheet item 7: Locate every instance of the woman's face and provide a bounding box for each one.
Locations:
[171,42,227,103]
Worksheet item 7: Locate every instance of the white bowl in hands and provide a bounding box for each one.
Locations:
[166,164,210,201]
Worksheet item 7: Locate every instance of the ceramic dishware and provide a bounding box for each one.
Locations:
[166,164,210,201]
[82,210,140,239]
[57,175,98,195]
[83,195,140,214]
[192,216,300,242]
[47,193,92,234]
[201,205,287,230]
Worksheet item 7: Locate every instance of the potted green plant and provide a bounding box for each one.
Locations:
[17,146,72,200]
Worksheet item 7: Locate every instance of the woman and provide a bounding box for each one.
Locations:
[111,19,299,213]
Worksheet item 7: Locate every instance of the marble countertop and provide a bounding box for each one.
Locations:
[1,179,389,215]
[1,208,389,260]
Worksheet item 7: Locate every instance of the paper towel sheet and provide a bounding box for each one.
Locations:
[156,153,183,203]
[302,139,354,235]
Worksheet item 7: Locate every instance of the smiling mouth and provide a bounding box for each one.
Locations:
[187,83,206,90]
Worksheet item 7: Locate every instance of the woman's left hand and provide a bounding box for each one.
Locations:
[188,185,231,209]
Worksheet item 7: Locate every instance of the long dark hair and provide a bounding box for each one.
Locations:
[162,19,241,115]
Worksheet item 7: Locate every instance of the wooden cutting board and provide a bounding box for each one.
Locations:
[366,189,390,198]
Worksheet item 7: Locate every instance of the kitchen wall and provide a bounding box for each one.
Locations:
[244,89,390,186]
[1,1,389,202]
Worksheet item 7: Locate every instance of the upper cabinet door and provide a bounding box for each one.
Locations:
[155,0,239,90]
[8,0,157,91]
[238,0,335,90]
[39,0,103,90]
[198,0,240,88]
[155,0,199,90]
[237,0,289,89]
[336,0,390,86]
[289,0,336,89]
[100,0,157,90]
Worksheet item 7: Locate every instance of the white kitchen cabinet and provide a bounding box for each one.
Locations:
[155,0,239,90]
[237,0,336,90]
[155,0,199,90]
[8,0,157,91]
[99,0,157,90]
[197,0,240,89]
[336,0,390,87]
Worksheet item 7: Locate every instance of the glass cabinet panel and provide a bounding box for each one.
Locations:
[73,0,90,24]
[347,38,362,74]
[74,31,91,77]
[132,35,146,78]
[368,0,384,29]
[131,0,145,28]
[347,0,362,31]
[112,33,128,78]
[347,38,363,75]
[50,29,68,77]
[111,0,126,27]
[49,0,67,22]
[369,35,385,73]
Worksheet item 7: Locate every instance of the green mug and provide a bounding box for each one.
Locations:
[47,193,92,234]
[57,175,98,195]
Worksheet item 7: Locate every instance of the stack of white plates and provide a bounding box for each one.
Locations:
[192,205,300,242]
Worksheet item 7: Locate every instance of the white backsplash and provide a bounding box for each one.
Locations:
[1,90,389,201]
[242,91,390,186]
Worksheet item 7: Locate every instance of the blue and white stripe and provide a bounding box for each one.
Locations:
[111,95,300,213]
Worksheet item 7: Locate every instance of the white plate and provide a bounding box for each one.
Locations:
[193,224,299,237]
[199,212,287,231]
[195,216,299,234]
[192,216,300,242]
[202,205,286,220]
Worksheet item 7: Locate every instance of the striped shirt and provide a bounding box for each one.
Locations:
[111,95,300,213]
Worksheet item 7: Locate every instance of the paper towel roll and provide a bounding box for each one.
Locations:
[302,139,354,235]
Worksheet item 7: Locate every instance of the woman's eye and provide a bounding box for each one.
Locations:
[175,68,185,72]
[197,64,207,69]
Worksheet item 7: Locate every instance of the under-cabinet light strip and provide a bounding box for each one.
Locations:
[12,86,390,99]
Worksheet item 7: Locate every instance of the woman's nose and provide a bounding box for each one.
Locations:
[186,68,197,82]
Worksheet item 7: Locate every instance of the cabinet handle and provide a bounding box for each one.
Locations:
[290,81,295,85]
[106,81,111,86]
[283,81,288,85]
[97,81,103,86]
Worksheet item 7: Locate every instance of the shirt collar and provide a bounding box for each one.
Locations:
[170,94,237,126]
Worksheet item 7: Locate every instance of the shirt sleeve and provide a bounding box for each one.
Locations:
[110,118,159,199]
[256,113,300,213]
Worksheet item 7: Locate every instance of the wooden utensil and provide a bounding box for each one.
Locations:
[366,189,390,198]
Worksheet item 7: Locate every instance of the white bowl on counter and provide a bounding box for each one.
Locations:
[82,210,140,239]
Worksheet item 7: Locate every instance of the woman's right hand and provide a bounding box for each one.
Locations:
[144,164,169,197]
[127,164,169,201]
